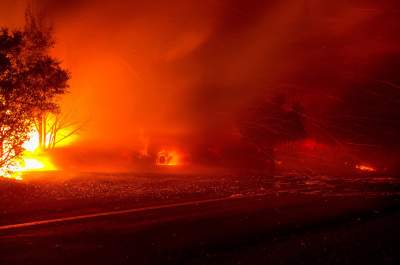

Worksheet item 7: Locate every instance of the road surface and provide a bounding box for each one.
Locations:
[1,193,400,265]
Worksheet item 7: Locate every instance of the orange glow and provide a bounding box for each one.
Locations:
[18,156,57,172]
[1,1,398,176]
[1,120,77,180]
[156,150,181,166]
[0,171,23,181]
[22,117,78,152]
[355,164,376,173]
[3,152,58,181]
[22,130,40,152]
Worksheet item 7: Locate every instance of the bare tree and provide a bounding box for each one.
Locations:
[34,111,85,150]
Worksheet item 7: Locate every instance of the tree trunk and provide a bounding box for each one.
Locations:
[0,139,3,161]
[38,114,43,149]
[37,113,47,150]
[42,114,46,149]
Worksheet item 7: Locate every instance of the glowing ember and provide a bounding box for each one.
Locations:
[156,150,181,166]
[355,164,376,172]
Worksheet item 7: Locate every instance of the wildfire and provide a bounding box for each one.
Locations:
[2,154,57,180]
[1,121,78,180]
[156,150,181,166]
[17,130,59,175]
[22,130,43,152]
[18,156,57,172]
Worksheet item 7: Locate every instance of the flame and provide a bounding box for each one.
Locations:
[156,150,181,166]
[1,120,78,180]
[3,152,58,181]
[17,131,59,177]
[0,171,23,181]
[355,164,376,172]
[19,156,57,172]
[22,130,41,152]
[22,120,78,152]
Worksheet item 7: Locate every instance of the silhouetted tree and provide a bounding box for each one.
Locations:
[239,94,306,170]
[0,7,69,172]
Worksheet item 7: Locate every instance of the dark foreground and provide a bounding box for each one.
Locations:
[1,173,400,264]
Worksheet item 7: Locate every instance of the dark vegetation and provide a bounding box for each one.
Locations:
[0,7,69,171]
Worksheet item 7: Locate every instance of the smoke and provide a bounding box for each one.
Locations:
[2,0,400,169]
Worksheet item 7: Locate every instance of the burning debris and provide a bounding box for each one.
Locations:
[156,150,181,166]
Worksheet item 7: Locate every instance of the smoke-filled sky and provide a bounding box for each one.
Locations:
[1,0,400,155]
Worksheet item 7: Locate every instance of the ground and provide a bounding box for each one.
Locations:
[1,172,400,264]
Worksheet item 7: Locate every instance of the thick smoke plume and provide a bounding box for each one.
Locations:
[1,0,400,170]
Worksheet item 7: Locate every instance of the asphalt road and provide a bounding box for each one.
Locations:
[1,194,400,265]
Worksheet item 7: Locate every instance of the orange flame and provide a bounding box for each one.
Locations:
[355,164,376,172]
[156,150,181,166]
[2,122,78,180]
